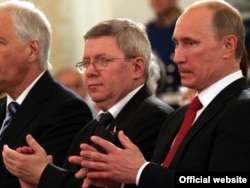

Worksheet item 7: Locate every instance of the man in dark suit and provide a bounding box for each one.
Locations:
[68,1,250,188]
[2,18,174,187]
[0,1,93,187]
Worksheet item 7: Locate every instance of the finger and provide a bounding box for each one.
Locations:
[2,145,12,167]
[80,156,112,174]
[2,145,22,175]
[3,145,19,162]
[68,155,83,165]
[25,134,45,154]
[16,147,22,153]
[80,143,97,152]
[82,178,92,188]
[20,146,30,153]
[75,167,88,179]
[90,135,120,154]
[118,131,139,150]
[80,150,107,164]
[17,146,34,154]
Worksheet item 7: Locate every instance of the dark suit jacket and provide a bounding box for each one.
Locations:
[0,71,93,188]
[139,78,250,188]
[38,85,174,188]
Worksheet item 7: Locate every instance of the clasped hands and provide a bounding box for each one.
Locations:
[70,130,146,188]
[2,134,53,188]
[2,131,146,188]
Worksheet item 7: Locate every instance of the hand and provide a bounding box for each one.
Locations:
[16,144,53,163]
[2,134,51,185]
[19,179,37,188]
[79,131,146,186]
[16,145,35,154]
[69,144,120,188]
[69,143,97,179]
[82,176,121,188]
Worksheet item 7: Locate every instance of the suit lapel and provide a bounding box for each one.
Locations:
[151,106,186,163]
[172,78,247,165]
[104,85,152,143]
[0,71,53,145]
[0,99,6,125]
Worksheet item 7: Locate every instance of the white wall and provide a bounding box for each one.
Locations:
[70,0,200,72]
[0,0,217,73]
[70,0,155,72]
[0,0,202,73]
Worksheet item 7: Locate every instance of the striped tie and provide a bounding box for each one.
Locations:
[0,102,19,139]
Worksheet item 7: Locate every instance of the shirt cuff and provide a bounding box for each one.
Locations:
[136,162,150,186]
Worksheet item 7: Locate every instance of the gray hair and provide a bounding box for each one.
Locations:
[0,1,52,70]
[147,52,166,95]
[84,18,152,79]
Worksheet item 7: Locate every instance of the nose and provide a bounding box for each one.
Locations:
[173,47,185,65]
[85,63,99,77]
[173,52,178,64]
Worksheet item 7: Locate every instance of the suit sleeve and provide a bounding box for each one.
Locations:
[38,164,82,188]
[138,162,175,188]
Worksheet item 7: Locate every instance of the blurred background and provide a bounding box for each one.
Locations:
[0,0,248,75]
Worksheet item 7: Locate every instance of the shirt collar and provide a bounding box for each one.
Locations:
[97,84,144,120]
[6,71,46,107]
[198,70,243,108]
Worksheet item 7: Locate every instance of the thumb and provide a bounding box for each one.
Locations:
[26,134,46,154]
[118,131,138,150]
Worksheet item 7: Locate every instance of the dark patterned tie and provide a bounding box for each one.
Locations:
[163,96,202,167]
[0,102,19,139]
[92,112,114,152]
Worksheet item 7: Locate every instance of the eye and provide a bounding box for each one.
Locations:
[93,56,105,65]
[99,56,107,62]
[82,59,91,66]
[0,40,6,45]
[185,40,195,46]
[104,58,113,63]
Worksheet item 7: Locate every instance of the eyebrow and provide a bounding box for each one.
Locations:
[83,54,108,59]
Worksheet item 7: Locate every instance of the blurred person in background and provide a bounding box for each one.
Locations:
[55,67,98,117]
[146,0,182,108]
[147,52,166,97]
[55,67,87,99]
[178,87,196,106]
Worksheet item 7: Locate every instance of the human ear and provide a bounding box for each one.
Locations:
[131,57,145,79]
[222,34,237,59]
[28,40,40,63]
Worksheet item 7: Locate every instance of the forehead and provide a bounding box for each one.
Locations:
[84,36,122,56]
[0,11,12,31]
[173,7,214,39]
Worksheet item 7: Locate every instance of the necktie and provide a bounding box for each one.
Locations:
[0,102,19,139]
[163,96,202,167]
[95,112,113,136]
[92,112,113,152]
